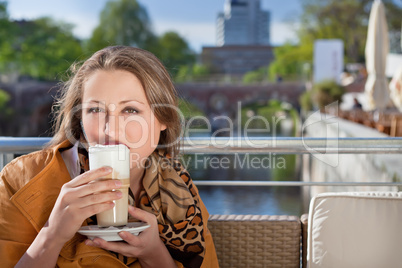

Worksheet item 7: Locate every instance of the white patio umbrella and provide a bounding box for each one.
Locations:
[364,0,390,110]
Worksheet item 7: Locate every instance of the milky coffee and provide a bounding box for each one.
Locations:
[89,144,130,227]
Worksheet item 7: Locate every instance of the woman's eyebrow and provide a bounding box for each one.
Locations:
[119,100,145,105]
[84,100,145,105]
[86,100,104,104]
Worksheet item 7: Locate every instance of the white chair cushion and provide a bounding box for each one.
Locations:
[307,192,402,268]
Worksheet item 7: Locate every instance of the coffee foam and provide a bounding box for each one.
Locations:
[89,144,130,179]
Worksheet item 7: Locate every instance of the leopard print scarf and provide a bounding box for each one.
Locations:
[78,148,205,268]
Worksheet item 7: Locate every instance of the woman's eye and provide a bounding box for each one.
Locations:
[88,107,103,113]
[124,107,138,114]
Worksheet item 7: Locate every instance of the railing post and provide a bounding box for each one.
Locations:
[0,153,14,171]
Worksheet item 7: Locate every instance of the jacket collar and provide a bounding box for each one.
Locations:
[11,140,73,233]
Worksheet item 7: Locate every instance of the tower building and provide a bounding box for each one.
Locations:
[216,0,270,46]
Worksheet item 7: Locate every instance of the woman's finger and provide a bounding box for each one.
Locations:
[77,179,122,197]
[59,169,120,204]
[80,201,115,219]
[69,166,113,187]
[77,190,123,209]
[119,231,142,247]
[86,237,138,256]
[127,206,155,225]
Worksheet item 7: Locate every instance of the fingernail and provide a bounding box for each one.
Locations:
[116,191,123,198]
[114,180,122,187]
[119,231,127,238]
[104,166,112,172]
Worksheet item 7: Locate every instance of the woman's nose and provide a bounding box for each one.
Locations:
[104,115,119,139]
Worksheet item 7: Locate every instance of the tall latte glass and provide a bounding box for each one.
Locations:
[89,144,130,227]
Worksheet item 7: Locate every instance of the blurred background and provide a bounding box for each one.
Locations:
[0,0,401,215]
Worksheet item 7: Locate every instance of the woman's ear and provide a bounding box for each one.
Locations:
[160,124,167,131]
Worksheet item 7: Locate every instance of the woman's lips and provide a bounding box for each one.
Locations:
[103,141,128,147]
[103,141,119,145]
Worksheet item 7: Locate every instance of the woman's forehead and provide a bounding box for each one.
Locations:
[82,69,148,104]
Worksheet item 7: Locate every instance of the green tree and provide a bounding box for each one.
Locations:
[299,90,313,112]
[192,64,210,79]
[0,1,6,19]
[152,32,195,77]
[86,1,195,78]
[268,42,312,81]
[0,88,10,110]
[300,80,345,111]
[242,66,269,84]
[0,89,13,135]
[0,8,83,81]
[0,1,17,72]
[299,0,402,62]
[175,64,209,82]
[269,0,402,80]
[13,18,83,80]
[86,0,156,53]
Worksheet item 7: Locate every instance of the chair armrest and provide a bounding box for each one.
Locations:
[300,214,309,268]
[208,215,301,268]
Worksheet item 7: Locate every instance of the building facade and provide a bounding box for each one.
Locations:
[201,45,274,75]
[216,0,270,46]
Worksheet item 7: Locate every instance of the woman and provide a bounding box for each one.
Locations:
[0,46,218,267]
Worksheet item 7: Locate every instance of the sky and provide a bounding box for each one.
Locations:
[6,0,302,53]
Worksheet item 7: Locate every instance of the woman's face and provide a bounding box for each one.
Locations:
[81,69,166,165]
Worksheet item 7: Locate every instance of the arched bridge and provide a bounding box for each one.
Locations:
[175,82,306,117]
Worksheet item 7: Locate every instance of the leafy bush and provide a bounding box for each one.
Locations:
[312,80,345,110]
[175,64,210,83]
[0,89,10,109]
[0,89,14,135]
[299,90,313,112]
[242,66,269,84]
[299,80,345,111]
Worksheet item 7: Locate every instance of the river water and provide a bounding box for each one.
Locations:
[182,115,305,216]
[183,153,304,216]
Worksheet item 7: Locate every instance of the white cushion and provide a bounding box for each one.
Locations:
[307,192,402,268]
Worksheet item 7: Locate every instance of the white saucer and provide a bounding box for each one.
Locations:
[78,222,150,241]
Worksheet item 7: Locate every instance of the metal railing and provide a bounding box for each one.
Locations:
[2,137,402,154]
[1,137,402,187]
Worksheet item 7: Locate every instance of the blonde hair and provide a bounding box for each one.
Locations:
[49,46,181,156]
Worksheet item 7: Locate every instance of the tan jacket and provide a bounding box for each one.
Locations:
[0,140,218,267]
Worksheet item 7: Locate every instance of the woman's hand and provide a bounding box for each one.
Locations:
[85,206,177,267]
[45,166,123,244]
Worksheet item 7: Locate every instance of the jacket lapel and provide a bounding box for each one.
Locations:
[11,140,72,233]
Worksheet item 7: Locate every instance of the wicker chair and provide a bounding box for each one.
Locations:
[208,192,402,268]
[208,215,304,268]
[390,114,402,137]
